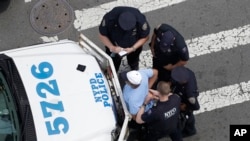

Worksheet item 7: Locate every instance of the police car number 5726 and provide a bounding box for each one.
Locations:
[0,34,131,141]
[31,61,69,135]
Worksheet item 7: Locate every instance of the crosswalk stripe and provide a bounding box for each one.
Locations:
[194,80,250,114]
[40,0,186,42]
[35,0,250,115]
[187,24,250,58]
[138,24,250,68]
[130,25,250,115]
[73,0,186,31]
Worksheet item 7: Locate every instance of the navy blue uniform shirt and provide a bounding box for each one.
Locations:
[172,68,200,111]
[141,94,181,135]
[153,24,189,66]
[99,6,150,48]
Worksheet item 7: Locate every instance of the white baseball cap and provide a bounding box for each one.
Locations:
[121,70,142,85]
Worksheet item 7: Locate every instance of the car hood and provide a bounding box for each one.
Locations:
[3,40,116,140]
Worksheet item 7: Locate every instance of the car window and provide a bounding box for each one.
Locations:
[0,71,20,141]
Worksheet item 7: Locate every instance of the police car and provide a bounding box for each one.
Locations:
[0,34,131,141]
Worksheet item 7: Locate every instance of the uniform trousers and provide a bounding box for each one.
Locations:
[106,46,142,71]
[181,110,197,137]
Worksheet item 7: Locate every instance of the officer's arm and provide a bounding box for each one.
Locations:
[133,35,149,50]
[98,33,119,53]
[166,42,189,70]
[125,20,151,53]
[174,60,188,67]
[163,60,188,71]
[125,35,149,54]
[136,104,146,124]
[149,33,156,57]
[149,24,162,56]
[148,69,158,88]
[163,39,189,70]
[175,37,189,67]
[136,93,155,124]
[186,79,200,111]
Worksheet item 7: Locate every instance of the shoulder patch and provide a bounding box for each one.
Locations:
[101,19,106,27]
[182,46,187,52]
[142,23,148,30]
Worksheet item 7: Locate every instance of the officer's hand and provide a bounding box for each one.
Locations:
[149,89,160,97]
[124,47,134,54]
[180,103,187,111]
[110,46,123,53]
[149,89,160,100]
[163,64,174,70]
[144,93,159,104]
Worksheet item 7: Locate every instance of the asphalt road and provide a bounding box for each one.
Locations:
[1,0,250,141]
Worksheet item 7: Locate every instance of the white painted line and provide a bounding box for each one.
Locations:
[128,24,250,115]
[195,80,250,114]
[40,36,59,43]
[187,24,250,58]
[73,0,187,31]
[38,0,184,42]
[36,0,250,115]
[137,24,250,69]
[41,0,186,42]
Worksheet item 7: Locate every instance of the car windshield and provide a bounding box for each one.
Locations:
[0,71,20,141]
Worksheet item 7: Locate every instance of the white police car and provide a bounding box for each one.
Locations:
[0,34,131,141]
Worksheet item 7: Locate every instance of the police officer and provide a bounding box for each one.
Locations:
[150,23,189,82]
[136,81,182,141]
[99,6,150,71]
[171,66,200,137]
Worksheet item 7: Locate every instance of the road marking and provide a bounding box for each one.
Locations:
[40,36,59,42]
[133,25,250,115]
[41,0,186,42]
[187,24,250,58]
[36,0,250,115]
[40,24,250,115]
[194,80,250,114]
[73,0,187,31]
[138,24,250,68]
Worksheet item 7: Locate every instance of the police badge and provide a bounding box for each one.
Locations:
[142,23,148,30]
[101,19,106,27]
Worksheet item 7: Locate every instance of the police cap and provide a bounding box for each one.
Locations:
[118,11,136,31]
[160,31,175,52]
[171,66,190,83]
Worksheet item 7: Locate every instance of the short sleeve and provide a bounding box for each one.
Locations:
[140,69,153,78]
[186,72,199,98]
[99,15,109,36]
[136,14,150,38]
[135,21,150,39]
[141,109,157,123]
[175,36,189,61]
